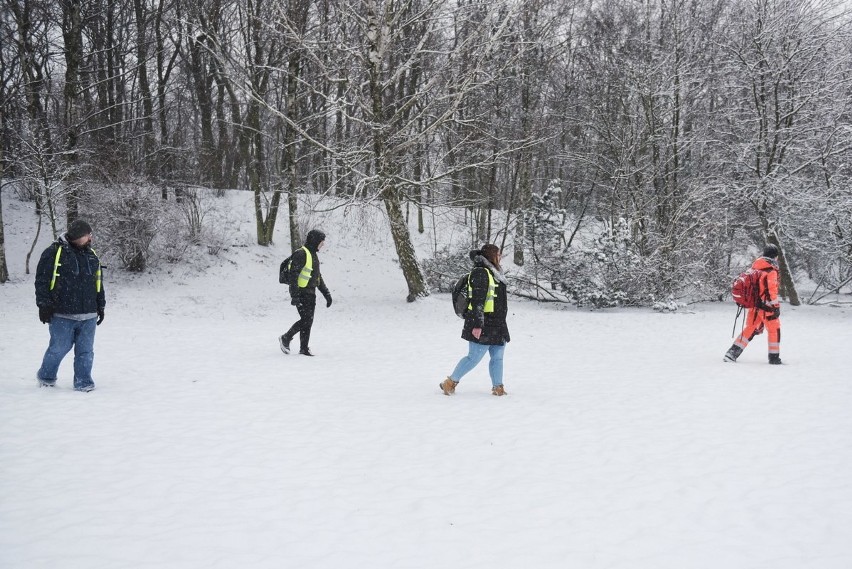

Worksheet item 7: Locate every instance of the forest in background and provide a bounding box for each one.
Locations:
[1,0,851,306]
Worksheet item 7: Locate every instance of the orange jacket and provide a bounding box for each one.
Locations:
[752,256,780,308]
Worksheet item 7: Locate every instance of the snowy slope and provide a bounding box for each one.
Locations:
[1,188,851,569]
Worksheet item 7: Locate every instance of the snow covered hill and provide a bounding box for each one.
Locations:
[1,188,851,569]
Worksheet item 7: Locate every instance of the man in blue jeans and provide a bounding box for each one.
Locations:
[34,219,106,392]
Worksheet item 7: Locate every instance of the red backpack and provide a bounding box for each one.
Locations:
[731,269,764,308]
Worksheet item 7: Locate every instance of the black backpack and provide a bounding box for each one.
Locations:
[451,273,470,318]
[279,255,294,284]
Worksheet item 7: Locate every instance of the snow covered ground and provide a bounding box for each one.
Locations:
[1,188,851,569]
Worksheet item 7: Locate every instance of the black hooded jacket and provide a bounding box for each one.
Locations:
[288,229,330,300]
[461,250,510,345]
[34,236,106,315]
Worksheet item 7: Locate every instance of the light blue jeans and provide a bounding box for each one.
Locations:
[450,341,505,387]
[37,316,97,390]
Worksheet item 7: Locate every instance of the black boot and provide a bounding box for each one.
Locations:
[768,353,782,365]
[723,345,743,363]
[279,335,292,354]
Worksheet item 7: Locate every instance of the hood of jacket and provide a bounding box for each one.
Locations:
[305,229,326,252]
[470,250,508,284]
[752,256,779,271]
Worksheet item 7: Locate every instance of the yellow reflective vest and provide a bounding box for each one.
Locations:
[296,246,313,288]
[467,268,495,313]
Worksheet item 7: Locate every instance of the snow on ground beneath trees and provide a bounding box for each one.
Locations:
[1,188,851,569]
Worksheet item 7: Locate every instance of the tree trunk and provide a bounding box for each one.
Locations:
[254,189,283,246]
[133,0,155,178]
[767,233,801,306]
[246,100,282,246]
[188,27,215,185]
[214,79,231,190]
[288,188,300,251]
[284,53,301,251]
[383,185,428,301]
[0,171,8,283]
[155,0,180,189]
[62,0,83,223]
[106,0,120,145]
[281,0,310,250]
[513,159,531,266]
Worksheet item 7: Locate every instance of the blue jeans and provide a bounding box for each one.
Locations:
[37,316,97,389]
[450,341,505,387]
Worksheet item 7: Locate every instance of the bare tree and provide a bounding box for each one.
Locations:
[354,0,522,300]
[718,0,852,305]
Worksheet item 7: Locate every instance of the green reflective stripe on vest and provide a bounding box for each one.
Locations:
[92,248,102,293]
[297,246,313,288]
[49,246,63,291]
[468,268,496,313]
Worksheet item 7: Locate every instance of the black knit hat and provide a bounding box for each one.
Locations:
[67,219,92,241]
[762,244,779,259]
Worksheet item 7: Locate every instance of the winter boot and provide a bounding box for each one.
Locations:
[491,385,506,396]
[299,347,314,356]
[768,353,783,365]
[279,335,291,354]
[439,377,458,396]
[723,345,743,363]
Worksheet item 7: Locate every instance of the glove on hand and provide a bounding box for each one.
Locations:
[767,306,780,321]
[39,306,54,324]
[97,308,105,325]
[324,293,333,308]
[291,296,301,307]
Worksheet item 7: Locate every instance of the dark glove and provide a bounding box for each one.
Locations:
[97,308,105,325]
[291,296,301,307]
[767,306,780,321]
[39,305,54,324]
[323,293,332,308]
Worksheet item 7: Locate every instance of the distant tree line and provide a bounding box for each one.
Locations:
[1,0,851,304]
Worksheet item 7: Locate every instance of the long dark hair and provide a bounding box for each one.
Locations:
[481,243,501,271]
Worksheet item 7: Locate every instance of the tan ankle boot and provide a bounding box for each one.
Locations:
[491,385,506,396]
[440,377,457,395]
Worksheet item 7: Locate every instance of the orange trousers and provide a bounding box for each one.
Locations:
[734,308,780,355]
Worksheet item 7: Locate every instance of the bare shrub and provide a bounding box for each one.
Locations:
[86,183,161,272]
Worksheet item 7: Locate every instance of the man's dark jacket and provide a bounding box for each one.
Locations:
[35,236,106,315]
[288,230,330,303]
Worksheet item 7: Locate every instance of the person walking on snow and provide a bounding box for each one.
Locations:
[279,229,332,356]
[34,219,106,391]
[440,244,510,396]
[724,244,783,365]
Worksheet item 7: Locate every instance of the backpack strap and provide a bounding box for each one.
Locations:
[49,243,64,291]
[731,305,743,338]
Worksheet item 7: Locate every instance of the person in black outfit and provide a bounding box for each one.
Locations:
[279,229,332,356]
[440,243,510,396]
[34,219,106,391]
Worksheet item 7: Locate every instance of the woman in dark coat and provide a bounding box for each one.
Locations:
[440,244,510,396]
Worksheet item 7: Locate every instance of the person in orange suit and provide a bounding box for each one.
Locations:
[724,244,783,364]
